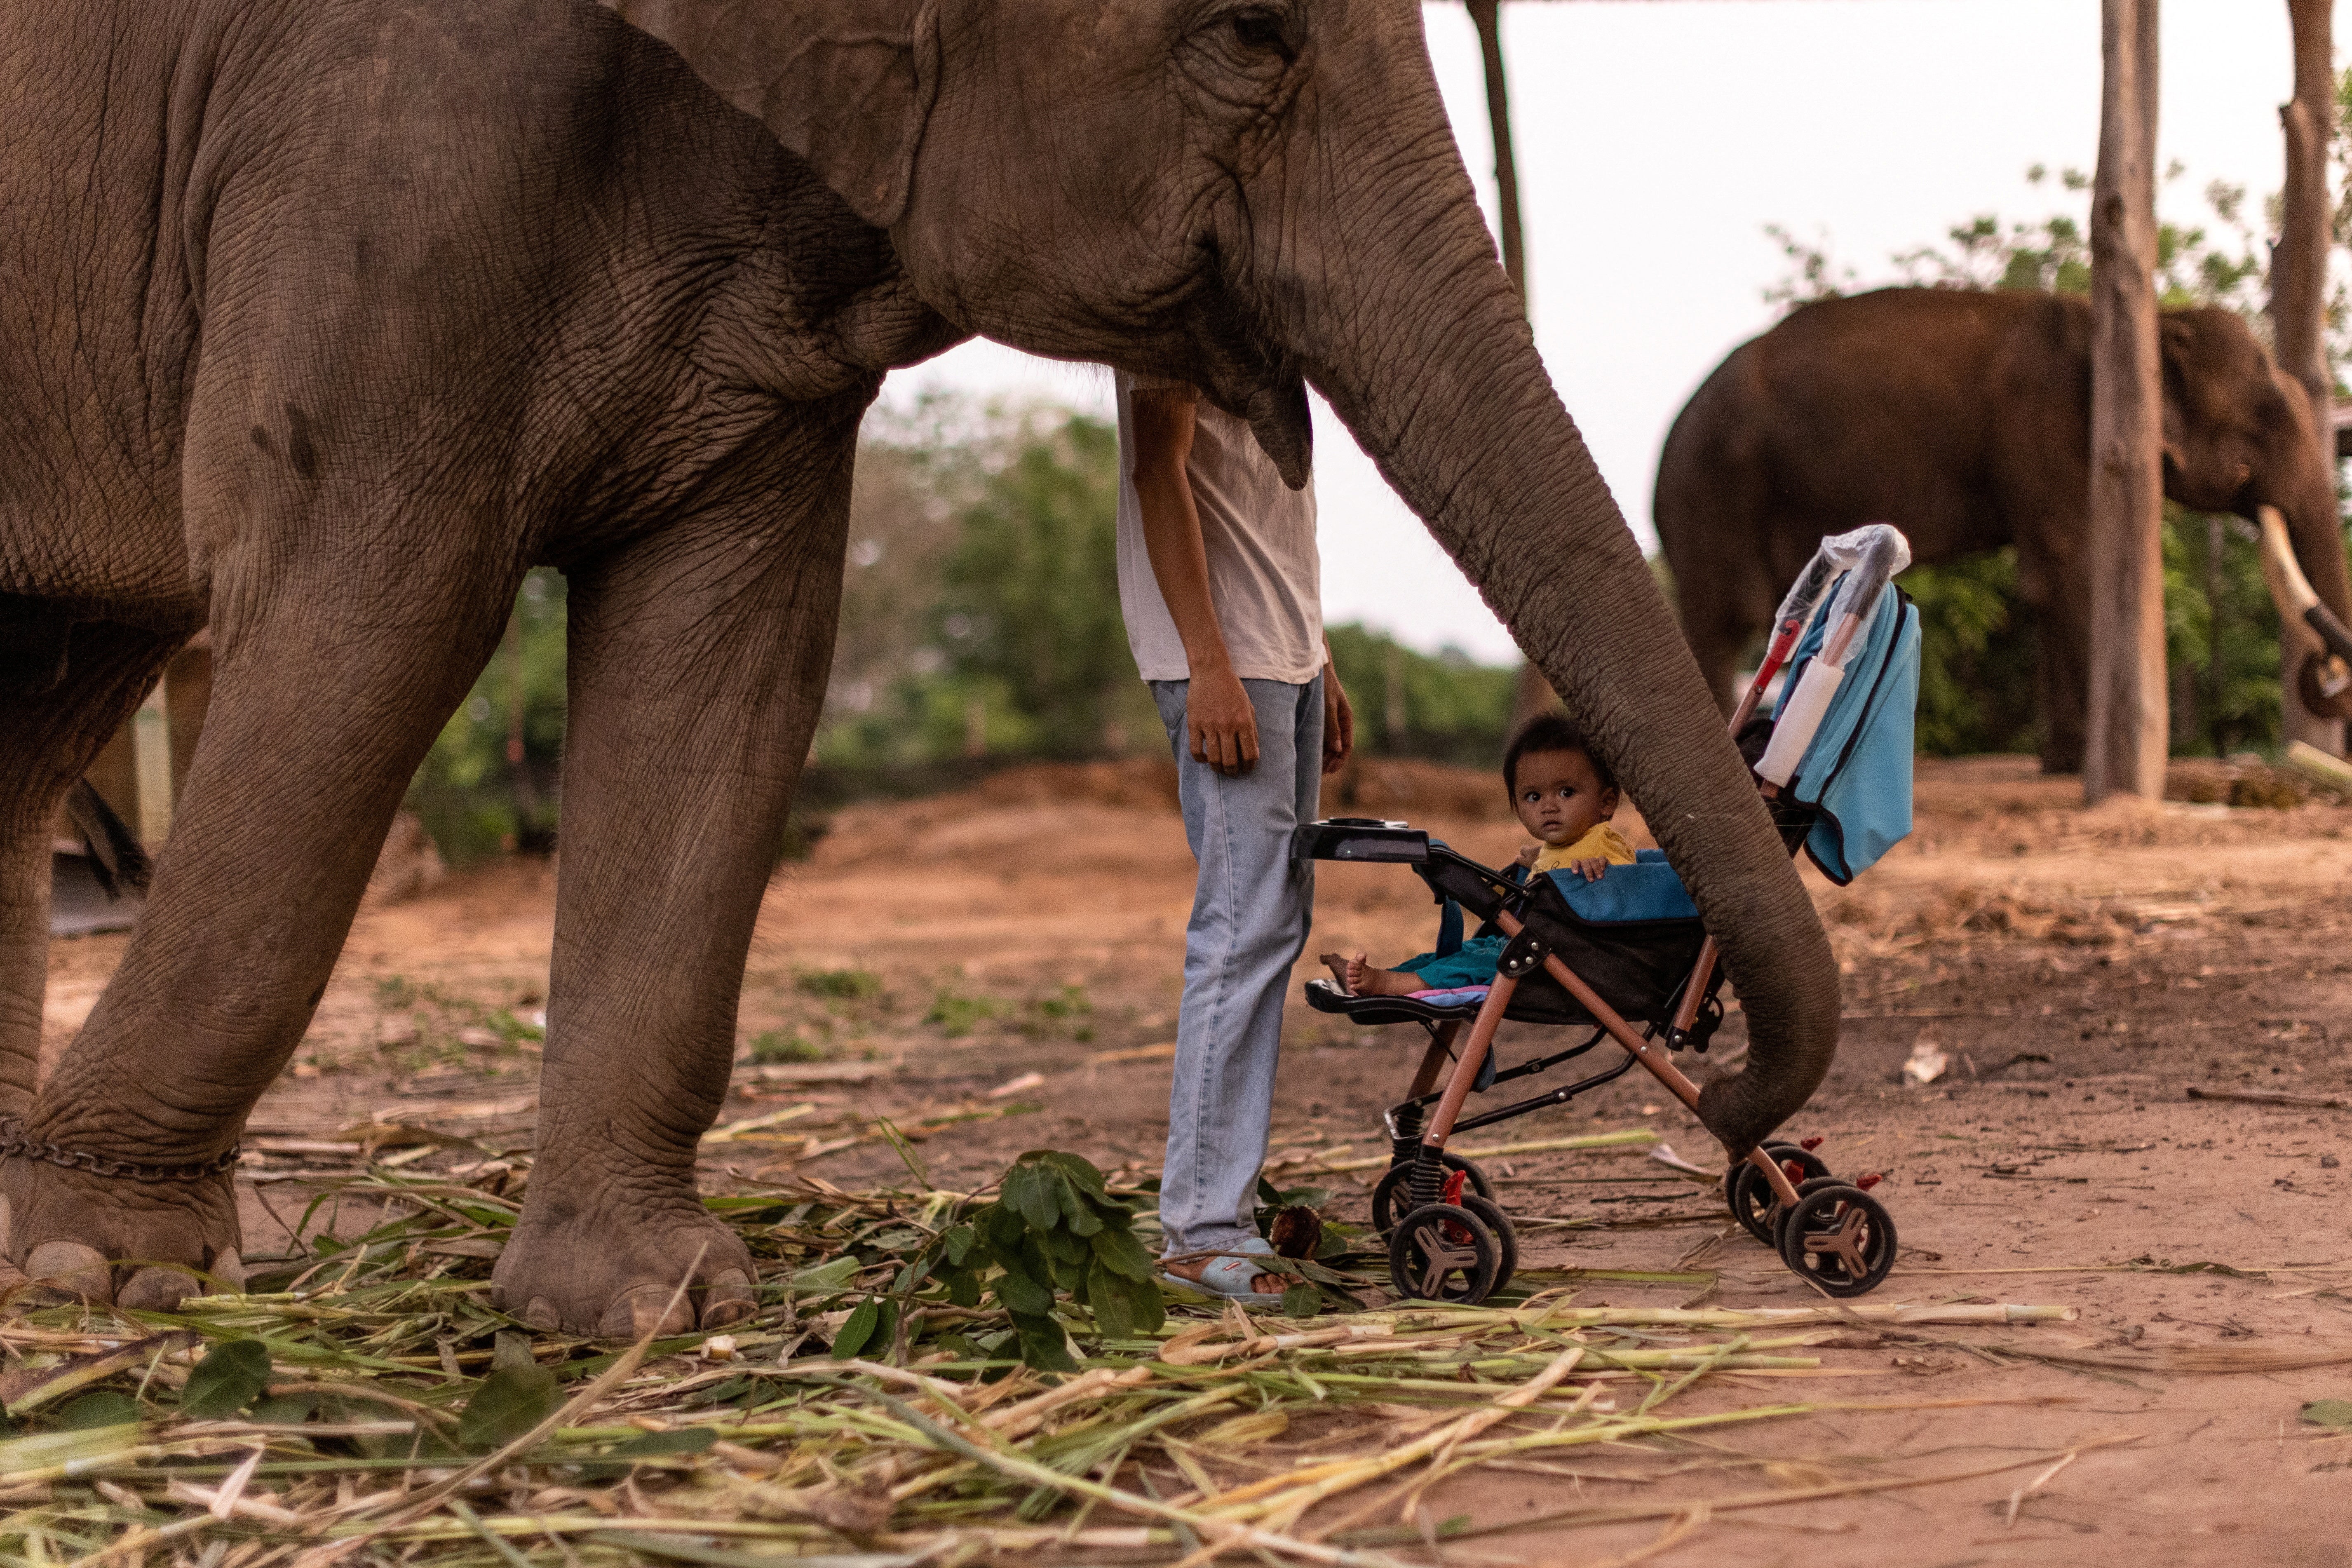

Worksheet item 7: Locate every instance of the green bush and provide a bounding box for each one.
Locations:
[1324,622,1516,765]
[795,968,884,1001]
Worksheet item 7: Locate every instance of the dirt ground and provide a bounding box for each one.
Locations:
[35,754,2352,1565]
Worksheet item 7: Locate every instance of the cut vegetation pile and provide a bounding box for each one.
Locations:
[0,1149,2085,1566]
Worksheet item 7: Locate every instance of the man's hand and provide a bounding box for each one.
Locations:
[1188,664,1260,775]
[1321,658,1354,775]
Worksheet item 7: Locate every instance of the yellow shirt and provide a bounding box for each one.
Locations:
[1531,824,1638,876]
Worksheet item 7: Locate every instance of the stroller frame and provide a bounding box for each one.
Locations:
[1300,528,1914,1303]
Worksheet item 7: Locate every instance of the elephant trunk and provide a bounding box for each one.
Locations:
[1245,100,1840,1153]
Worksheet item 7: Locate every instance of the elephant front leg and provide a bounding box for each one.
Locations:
[492,466,850,1339]
[5,563,514,1308]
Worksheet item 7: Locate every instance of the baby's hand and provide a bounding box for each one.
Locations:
[1571,857,1608,882]
[1514,843,1540,867]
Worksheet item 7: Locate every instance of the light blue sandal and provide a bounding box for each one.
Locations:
[1160,1236,1279,1301]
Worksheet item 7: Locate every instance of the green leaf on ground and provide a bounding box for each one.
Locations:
[2301,1399,2352,1427]
[1087,1259,1136,1339]
[994,1266,1053,1319]
[581,1426,718,1480]
[831,1300,882,1361]
[1009,1312,1078,1373]
[1089,1225,1156,1282]
[181,1340,273,1420]
[456,1364,560,1451]
[58,1392,143,1430]
[787,1256,864,1296]
[1281,1284,1322,1319]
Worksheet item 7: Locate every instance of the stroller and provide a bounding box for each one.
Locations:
[1297,526,1920,1302]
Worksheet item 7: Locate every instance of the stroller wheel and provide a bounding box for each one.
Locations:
[1387,1202,1504,1304]
[1371,1154,1494,1235]
[1774,1180,1897,1297]
[1725,1143,1831,1244]
[1458,1193,1518,1294]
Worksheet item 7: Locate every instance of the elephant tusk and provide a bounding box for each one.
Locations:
[2257,505,2352,667]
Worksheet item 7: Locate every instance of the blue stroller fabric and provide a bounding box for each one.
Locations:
[1550,852,1700,923]
[1771,580,1920,885]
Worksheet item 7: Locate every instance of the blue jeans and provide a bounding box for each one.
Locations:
[1151,674,1324,1257]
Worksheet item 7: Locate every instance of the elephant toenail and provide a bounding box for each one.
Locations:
[599,1285,693,1342]
[521,1297,563,1333]
[207,1248,246,1291]
[117,1267,202,1312]
[702,1271,757,1329]
[22,1242,112,1304]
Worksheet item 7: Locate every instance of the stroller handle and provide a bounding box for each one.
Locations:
[1728,523,1913,735]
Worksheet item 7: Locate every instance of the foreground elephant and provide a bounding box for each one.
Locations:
[1657,287,2352,772]
[0,0,1838,1333]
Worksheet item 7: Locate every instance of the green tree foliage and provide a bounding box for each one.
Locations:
[1903,550,2040,757]
[819,392,1519,770]
[935,415,1135,758]
[1324,622,1515,765]
[405,568,567,861]
[817,396,1157,768]
[1767,156,2349,758]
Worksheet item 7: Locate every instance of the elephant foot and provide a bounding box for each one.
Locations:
[2,1159,244,1310]
[491,1191,757,1340]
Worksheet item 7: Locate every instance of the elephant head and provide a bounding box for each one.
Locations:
[2162,307,2352,718]
[605,0,1840,1150]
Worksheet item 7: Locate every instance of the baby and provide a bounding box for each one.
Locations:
[1321,714,1636,998]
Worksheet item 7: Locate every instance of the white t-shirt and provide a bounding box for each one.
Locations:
[1114,372,1324,684]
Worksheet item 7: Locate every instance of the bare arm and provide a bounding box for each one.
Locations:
[1131,386,1259,774]
[1320,635,1353,775]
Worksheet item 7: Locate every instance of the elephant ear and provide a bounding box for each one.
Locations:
[605,0,935,230]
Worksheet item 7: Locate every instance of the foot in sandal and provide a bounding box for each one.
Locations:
[1161,1236,1287,1298]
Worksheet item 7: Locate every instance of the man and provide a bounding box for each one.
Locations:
[1118,374,1352,1299]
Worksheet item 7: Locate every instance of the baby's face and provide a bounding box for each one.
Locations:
[1512,748,1619,847]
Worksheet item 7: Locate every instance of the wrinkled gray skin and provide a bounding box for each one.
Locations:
[0,0,1838,1333]
[1657,288,2352,773]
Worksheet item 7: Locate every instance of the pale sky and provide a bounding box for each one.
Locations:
[875,0,2332,665]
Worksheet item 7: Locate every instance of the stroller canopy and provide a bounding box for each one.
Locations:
[1771,575,1920,884]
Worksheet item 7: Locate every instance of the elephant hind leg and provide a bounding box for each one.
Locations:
[2014,523,2087,774]
[0,617,182,1124]
[493,424,854,1339]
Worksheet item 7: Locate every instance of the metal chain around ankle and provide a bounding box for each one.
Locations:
[0,1118,241,1183]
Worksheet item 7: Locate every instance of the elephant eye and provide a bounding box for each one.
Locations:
[1231,9,1295,61]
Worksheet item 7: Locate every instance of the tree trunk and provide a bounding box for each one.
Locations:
[2273,0,2344,756]
[2085,0,2168,802]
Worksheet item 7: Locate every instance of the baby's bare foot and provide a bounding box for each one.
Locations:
[1353,957,1426,997]
[1318,952,1356,993]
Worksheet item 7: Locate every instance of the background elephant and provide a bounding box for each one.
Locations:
[0,0,1838,1333]
[1656,286,2352,772]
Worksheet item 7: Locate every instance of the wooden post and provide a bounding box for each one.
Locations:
[1469,0,1561,728]
[1467,0,1527,311]
[2085,0,2168,802]
[2272,0,2343,756]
